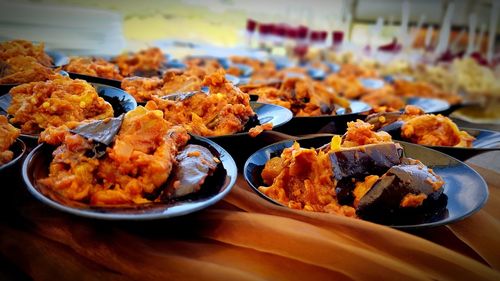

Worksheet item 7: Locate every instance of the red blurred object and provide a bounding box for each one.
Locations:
[436,49,457,63]
[297,25,309,40]
[470,52,489,66]
[246,19,257,32]
[319,31,328,42]
[378,38,402,52]
[310,31,321,42]
[294,44,309,58]
[273,24,287,37]
[332,31,344,45]
[258,23,274,35]
[285,26,299,39]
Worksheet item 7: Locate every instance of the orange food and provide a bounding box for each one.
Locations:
[0,40,52,67]
[0,56,54,84]
[113,47,166,77]
[247,76,350,117]
[248,122,273,137]
[64,57,123,80]
[342,120,392,147]
[38,106,190,205]
[8,76,113,134]
[146,70,256,137]
[259,142,357,217]
[121,71,202,103]
[401,114,475,147]
[0,115,20,165]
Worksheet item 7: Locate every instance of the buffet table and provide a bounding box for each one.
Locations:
[0,144,499,281]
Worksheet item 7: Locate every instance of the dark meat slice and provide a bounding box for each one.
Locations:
[328,143,403,181]
[357,158,444,214]
[163,144,218,198]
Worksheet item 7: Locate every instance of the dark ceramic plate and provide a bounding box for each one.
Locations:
[0,138,26,173]
[396,128,500,161]
[45,50,69,67]
[275,100,372,135]
[0,50,69,93]
[0,83,137,140]
[231,63,253,78]
[207,101,293,140]
[22,136,237,220]
[243,135,488,229]
[67,72,122,88]
[405,97,450,115]
[359,78,385,90]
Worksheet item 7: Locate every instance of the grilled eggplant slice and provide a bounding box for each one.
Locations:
[163,144,218,198]
[357,158,444,214]
[329,143,403,181]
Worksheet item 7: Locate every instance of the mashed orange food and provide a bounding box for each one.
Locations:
[113,47,166,77]
[0,40,52,67]
[0,56,54,85]
[395,105,475,147]
[246,76,350,117]
[146,70,256,137]
[259,120,395,216]
[64,57,123,80]
[121,70,202,103]
[39,107,190,205]
[8,76,113,134]
[0,115,20,165]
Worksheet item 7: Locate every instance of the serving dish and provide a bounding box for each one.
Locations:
[244,135,489,229]
[23,135,237,220]
[0,83,137,139]
[0,138,26,173]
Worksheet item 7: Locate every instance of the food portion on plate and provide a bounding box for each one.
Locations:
[366,105,475,147]
[63,57,124,81]
[6,75,113,134]
[0,40,56,85]
[241,75,351,117]
[37,106,222,206]
[0,115,20,165]
[257,120,445,219]
[113,47,167,78]
[121,69,203,102]
[145,70,266,137]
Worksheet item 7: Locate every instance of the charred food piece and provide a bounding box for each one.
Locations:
[329,143,403,181]
[357,158,444,214]
[163,144,218,198]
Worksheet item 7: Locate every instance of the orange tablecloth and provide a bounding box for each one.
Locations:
[0,152,499,281]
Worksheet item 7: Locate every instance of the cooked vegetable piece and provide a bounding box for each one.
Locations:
[163,144,218,198]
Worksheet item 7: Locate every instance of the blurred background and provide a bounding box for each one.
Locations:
[0,0,498,58]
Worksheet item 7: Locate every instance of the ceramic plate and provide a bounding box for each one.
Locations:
[244,135,488,229]
[23,136,237,220]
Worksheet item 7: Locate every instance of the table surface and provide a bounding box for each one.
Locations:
[1,139,500,281]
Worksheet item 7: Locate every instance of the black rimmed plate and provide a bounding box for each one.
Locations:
[0,138,26,173]
[411,128,500,161]
[405,97,451,115]
[67,72,122,88]
[45,50,69,67]
[231,63,253,78]
[243,135,489,230]
[22,135,237,220]
[207,101,293,140]
[275,100,372,135]
[359,78,385,90]
[0,83,137,140]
